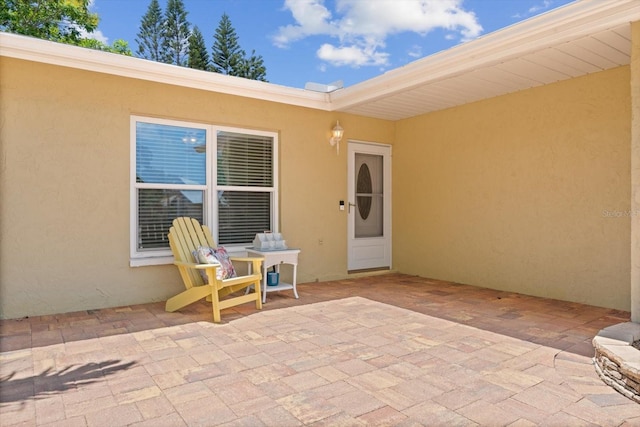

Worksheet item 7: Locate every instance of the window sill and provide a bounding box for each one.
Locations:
[130,256,174,267]
[130,247,251,268]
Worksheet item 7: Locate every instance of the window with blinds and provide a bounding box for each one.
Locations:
[217,131,274,245]
[131,116,277,262]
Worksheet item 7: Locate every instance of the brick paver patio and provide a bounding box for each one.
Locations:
[1,273,639,426]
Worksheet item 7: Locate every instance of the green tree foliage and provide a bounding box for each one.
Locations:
[135,0,163,61]
[210,13,268,81]
[161,0,190,66]
[0,0,98,45]
[187,25,209,71]
[80,38,133,56]
[133,3,267,80]
[1,0,132,56]
[211,13,242,76]
[239,49,267,82]
[110,39,133,56]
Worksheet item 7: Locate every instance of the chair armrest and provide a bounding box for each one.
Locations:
[230,256,263,262]
[173,260,220,271]
[229,256,264,278]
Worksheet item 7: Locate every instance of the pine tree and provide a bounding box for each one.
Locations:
[187,26,210,71]
[239,50,267,82]
[135,0,164,61]
[211,13,243,76]
[162,0,190,66]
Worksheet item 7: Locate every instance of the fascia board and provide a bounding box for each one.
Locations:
[0,32,331,111]
[329,0,640,111]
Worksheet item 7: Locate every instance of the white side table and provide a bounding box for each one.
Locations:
[246,248,300,303]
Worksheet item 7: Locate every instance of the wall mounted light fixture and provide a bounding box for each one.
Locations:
[329,121,344,155]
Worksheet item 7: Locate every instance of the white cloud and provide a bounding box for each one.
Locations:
[513,0,555,19]
[317,43,389,67]
[528,0,552,14]
[274,0,482,68]
[84,29,109,43]
[407,44,422,58]
[273,0,339,47]
[80,0,109,43]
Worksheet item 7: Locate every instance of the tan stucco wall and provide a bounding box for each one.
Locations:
[631,21,640,322]
[0,57,394,319]
[394,66,631,311]
[0,54,633,318]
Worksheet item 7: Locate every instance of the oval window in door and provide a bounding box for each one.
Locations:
[357,163,372,220]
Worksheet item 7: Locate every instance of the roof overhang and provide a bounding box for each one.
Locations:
[332,0,640,120]
[0,32,331,111]
[1,0,639,121]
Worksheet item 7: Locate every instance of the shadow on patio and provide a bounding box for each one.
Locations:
[1,360,137,404]
[1,274,637,425]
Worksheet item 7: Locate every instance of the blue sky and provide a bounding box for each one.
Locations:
[89,0,575,90]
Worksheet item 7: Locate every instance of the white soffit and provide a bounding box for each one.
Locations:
[330,0,640,121]
[0,0,639,121]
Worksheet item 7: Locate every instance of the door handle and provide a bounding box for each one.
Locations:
[348,202,356,213]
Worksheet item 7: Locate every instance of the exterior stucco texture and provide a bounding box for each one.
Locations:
[0,57,632,318]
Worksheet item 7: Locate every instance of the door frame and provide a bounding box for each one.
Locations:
[347,140,392,272]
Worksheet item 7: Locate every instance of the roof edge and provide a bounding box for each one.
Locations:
[0,32,331,111]
[330,0,640,111]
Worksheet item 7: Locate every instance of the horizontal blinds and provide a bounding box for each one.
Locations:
[137,189,205,250]
[133,120,276,253]
[217,131,273,187]
[218,191,271,245]
[136,122,206,185]
[135,119,207,252]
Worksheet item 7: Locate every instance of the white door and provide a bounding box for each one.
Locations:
[347,141,391,271]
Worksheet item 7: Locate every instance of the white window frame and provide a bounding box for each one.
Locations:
[130,115,279,267]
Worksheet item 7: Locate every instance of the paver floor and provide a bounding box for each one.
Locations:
[1,273,639,426]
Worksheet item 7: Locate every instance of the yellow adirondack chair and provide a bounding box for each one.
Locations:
[166,217,263,322]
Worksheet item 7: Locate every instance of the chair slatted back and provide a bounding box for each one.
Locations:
[168,217,216,288]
